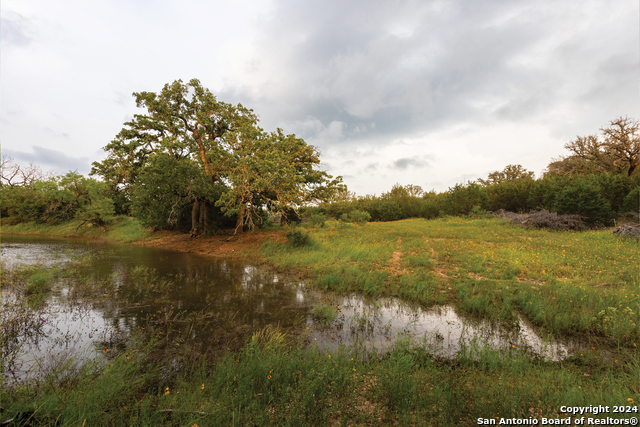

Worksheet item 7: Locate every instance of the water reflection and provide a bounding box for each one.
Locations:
[307,296,576,361]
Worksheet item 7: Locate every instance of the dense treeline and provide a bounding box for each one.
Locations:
[312,170,638,227]
[1,98,638,231]
[312,117,639,227]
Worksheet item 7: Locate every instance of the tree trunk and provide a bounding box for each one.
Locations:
[191,199,200,236]
[203,202,210,234]
[235,204,245,235]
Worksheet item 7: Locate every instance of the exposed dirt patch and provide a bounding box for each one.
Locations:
[516,277,546,286]
[135,229,286,259]
[388,237,407,275]
[428,247,450,280]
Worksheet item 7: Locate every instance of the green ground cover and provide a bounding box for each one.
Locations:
[1,216,149,242]
[260,217,639,346]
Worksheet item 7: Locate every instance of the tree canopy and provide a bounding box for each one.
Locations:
[91,79,344,234]
[546,116,639,177]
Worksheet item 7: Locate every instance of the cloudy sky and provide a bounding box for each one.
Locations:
[2,0,638,195]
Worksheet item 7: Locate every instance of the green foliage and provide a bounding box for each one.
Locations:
[621,187,639,213]
[92,79,344,234]
[286,229,315,248]
[312,303,338,323]
[308,212,327,228]
[0,172,114,230]
[346,210,371,224]
[554,179,613,225]
[130,154,218,230]
[442,182,489,215]
[484,178,534,212]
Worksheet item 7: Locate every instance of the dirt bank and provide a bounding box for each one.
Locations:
[134,229,286,259]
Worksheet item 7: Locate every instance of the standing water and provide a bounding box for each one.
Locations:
[1,235,581,383]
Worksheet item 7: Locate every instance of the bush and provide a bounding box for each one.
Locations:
[517,209,586,231]
[485,178,534,212]
[443,182,489,215]
[286,229,314,247]
[308,212,327,228]
[621,187,639,213]
[348,210,371,224]
[554,179,613,226]
[470,205,489,217]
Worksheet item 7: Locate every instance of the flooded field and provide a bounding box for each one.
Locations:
[2,235,583,383]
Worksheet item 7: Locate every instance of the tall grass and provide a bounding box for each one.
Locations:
[2,328,637,426]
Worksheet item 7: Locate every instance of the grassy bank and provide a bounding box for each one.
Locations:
[1,216,150,242]
[2,331,638,426]
[258,217,639,346]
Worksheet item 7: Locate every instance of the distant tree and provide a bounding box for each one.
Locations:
[478,164,534,185]
[1,156,53,188]
[601,116,639,176]
[545,117,639,177]
[404,184,424,197]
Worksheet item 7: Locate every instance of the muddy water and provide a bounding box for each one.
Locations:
[1,235,579,382]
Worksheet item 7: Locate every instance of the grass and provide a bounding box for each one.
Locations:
[259,217,640,346]
[1,325,638,426]
[1,215,150,242]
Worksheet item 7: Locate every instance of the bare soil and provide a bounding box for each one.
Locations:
[135,229,286,259]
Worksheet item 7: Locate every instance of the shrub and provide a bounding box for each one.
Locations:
[621,187,639,213]
[554,179,613,226]
[419,199,440,219]
[470,205,489,217]
[308,212,327,228]
[443,182,489,215]
[286,229,314,247]
[485,178,534,212]
[348,210,371,224]
[517,209,586,231]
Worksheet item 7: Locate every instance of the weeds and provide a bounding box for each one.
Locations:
[286,229,315,247]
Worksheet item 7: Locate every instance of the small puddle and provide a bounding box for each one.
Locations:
[304,294,578,361]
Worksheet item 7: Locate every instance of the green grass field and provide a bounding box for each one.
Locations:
[1,217,638,426]
[260,217,639,346]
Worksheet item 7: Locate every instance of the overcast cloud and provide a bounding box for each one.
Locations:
[1,0,637,195]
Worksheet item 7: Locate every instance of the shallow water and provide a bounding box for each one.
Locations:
[1,235,583,382]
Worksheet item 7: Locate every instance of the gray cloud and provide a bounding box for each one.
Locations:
[3,146,91,175]
[391,156,431,170]
[226,0,637,155]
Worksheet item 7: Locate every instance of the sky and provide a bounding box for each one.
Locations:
[1,0,638,196]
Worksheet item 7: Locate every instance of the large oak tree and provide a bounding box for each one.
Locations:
[92,79,343,234]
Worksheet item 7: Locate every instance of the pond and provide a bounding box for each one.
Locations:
[1,235,581,383]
